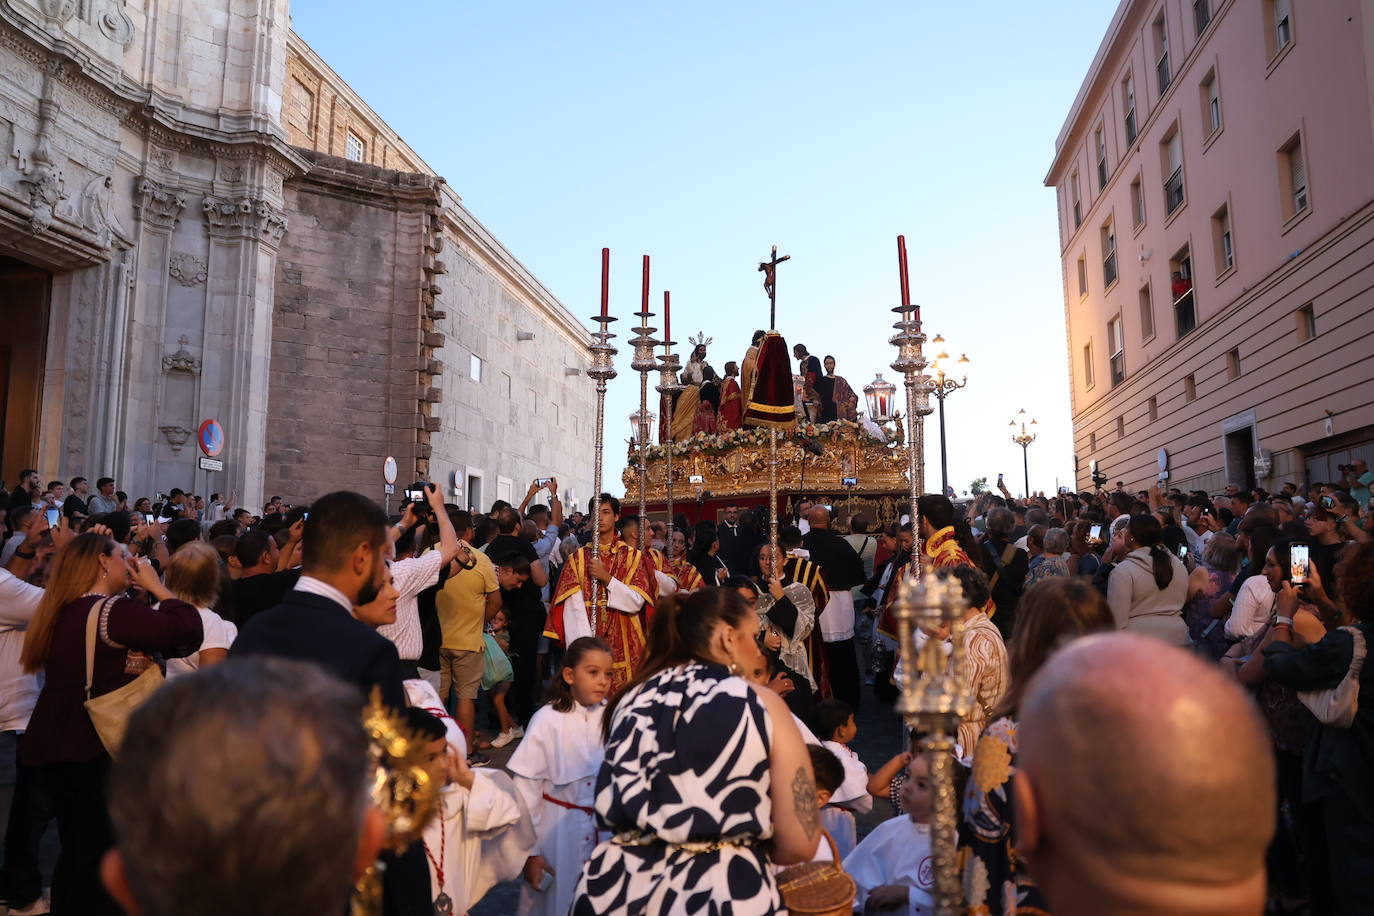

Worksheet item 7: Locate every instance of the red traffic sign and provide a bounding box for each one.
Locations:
[198,419,224,458]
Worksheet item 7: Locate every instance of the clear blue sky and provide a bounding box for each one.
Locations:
[290,0,1118,498]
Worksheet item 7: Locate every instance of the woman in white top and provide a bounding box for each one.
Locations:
[162,542,237,677]
[1106,514,1189,646]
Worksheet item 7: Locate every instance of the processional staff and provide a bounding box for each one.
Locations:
[587,248,617,633]
[744,245,793,559]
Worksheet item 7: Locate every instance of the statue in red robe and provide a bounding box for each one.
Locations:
[719,361,743,430]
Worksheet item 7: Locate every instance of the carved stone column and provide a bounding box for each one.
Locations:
[202,193,287,506]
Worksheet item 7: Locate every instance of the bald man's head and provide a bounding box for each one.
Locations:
[807,505,831,529]
[1015,634,1274,913]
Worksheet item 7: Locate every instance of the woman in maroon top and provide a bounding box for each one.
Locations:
[20,532,202,915]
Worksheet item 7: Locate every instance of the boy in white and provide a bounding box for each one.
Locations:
[843,753,937,915]
[404,685,533,913]
[815,699,873,860]
[506,637,612,916]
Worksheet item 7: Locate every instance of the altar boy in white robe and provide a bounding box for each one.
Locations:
[404,683,533,913]
[843,753,940,915]
[507,637,613,916]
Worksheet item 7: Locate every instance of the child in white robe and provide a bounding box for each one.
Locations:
[843,752,937,915]
[815,699,872,860]
[507,636,613,916]
[404,704,533,913]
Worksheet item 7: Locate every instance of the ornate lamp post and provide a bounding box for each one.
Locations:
[1010,408,1038,498]
[629,257,659,551]
[890,571,975,915]
[888,299,933,552]
[928,335,969,496]
[656,291,683,561]
[863,373,897,424]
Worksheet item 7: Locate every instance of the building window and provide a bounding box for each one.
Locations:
[1279,134,1308,220]
[1162,127,1185,215]
[1139,283,1155,340]
[1171,246,1196,337]
[1226,347,1241,380]
[1266,0,1293,58]
[1077,255,1088,297]
[1108,315,1125,386]
[1194,0,1212,35]
[469,353,483,382]
[1117,416,1126,440]
[1089,432,1098,452]
[345,131,365,162]
[1201,69,1221,136]
[1122,75,1137,144]
[1096,125,1109,191]
[1296,303,1316,342]
[1101,220,1118,288]
[1131,174,1146,229]
[1212,203,1234,274]
[1083,341,1095,389]
[1184,374,1197,402]
[1148,396,1159,422]
[1071,171,1083,228]
[1154,15,1171,93]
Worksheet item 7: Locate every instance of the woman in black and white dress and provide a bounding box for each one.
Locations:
[571,588,819,915]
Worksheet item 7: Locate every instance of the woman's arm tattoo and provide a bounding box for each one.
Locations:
[791,766,819,838]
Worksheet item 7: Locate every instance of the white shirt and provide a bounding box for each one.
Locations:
[378,550,447,661]
[293,576,353,613]
[1226,575,1276,640]
[560,578,645,645]
[0,568,45,731]
[0,533,26,566]
[843,816,935,914]
[166,606,237,678]
[823,740,872,811]
[818,590,856,642]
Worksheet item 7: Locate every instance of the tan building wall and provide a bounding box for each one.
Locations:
[1046,0,1374,494]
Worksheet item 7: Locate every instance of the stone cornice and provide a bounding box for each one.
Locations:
[289,148,443,208]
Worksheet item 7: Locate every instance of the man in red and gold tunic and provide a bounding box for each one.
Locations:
[546,494,655,690]
[719,361,744,430]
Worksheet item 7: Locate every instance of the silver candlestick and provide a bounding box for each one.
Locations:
[587,314,617,635]
[891,571,974,916]
[889,302,933,569]
[655,346,683,562]
[629,307,659,552]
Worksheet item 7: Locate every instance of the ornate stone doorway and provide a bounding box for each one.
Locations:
[0,256,51,484]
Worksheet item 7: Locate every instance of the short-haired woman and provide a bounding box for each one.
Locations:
[571,588,818,914]
[20,533,203,914]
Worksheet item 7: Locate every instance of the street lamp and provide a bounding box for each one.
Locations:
[628,408,656,444]
[1010,409,1037,497]
[863,373,898,423]
[929,335,969,496]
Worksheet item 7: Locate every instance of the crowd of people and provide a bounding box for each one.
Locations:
[0,457,1369,915]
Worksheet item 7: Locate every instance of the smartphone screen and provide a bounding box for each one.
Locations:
[405,489,423,502]
[1089,524,1102,541]
[1321,496,1334,509]
[45,507,60,527]
[1290,543,1310,584]
[144,513,154,524]
[1177,544,1189,559]
[535,477,551,487]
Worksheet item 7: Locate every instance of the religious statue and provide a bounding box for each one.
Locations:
[669,333,718,441]
[719,361,743,430]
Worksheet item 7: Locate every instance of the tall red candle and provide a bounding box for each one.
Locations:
[641,255,651,313]
[600,247,610,317]
[897,235,911,307]
[663,290,671,351]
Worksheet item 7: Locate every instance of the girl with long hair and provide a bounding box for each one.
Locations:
[1106,513,1190,645]
[507,637,613,916]
[20,532,202,914]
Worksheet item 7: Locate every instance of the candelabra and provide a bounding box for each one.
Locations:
[587,314,617,634]
[656,345,683,563]
[889,302,934,565]
[890,571,975,916]
[629,303,659,552]
[928,335,970,496]
[1010,408,1037,498]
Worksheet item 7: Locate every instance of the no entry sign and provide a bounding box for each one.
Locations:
[198,419,224,458]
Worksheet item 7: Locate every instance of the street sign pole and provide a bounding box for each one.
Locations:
[383,456,398,516]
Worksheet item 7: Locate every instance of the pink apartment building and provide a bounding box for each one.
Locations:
[1046,0,1374,493]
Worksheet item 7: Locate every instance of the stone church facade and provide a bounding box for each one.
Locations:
[0,0,594,511]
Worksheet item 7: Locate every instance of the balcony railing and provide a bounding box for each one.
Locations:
[1103,251,1118,287]
[1174,290,1196,337]
[1194,0,1211,34]
[1165,166,1185,214]
[1125,109,1137,144]
[1157,52,1171,93]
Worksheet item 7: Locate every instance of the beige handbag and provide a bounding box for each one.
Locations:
[83,596,164,757]
[1297,626,1367,728]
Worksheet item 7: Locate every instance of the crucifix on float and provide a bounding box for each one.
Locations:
[758,245,790,330]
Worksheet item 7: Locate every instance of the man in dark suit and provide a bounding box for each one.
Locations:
[716,505,752,575]
[801,505,866,709]
[231,490,426,915]
[232,490,403,708]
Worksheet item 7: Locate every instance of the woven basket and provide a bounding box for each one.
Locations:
[776,831,856,916]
